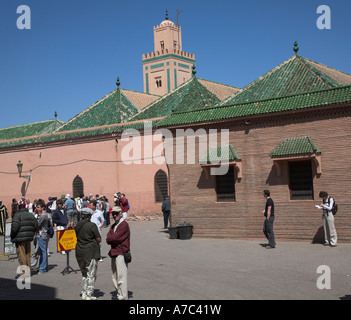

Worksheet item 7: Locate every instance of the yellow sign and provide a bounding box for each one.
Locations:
[57,229,77,252]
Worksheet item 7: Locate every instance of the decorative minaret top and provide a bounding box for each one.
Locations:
[142,11,196,95]
[293,41,299,55]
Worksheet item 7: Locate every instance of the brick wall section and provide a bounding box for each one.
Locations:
[168,105,351,242]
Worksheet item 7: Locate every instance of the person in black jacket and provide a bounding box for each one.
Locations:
[11,199,38,277]
[262,189,276,249]
[52,199,68,254]
[161,196,171,229]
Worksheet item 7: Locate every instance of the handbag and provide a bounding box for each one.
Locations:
[120,244,131,264]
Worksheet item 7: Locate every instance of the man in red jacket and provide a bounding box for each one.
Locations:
[117,193,129,219]
[106,206,130,300]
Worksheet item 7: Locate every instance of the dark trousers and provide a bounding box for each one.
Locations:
[163,211,171,228]
[263,217,276,247]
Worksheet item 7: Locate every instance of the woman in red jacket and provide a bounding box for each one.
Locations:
[106,206,130,300]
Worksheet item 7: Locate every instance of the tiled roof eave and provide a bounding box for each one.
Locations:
[156,84,351,128]
[0,117,165,150]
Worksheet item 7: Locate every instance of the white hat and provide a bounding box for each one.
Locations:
[65,194,70,199]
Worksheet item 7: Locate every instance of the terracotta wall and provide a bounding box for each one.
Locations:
[168,107,351,242]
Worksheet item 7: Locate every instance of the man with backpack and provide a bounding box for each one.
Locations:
[318,191,338,247]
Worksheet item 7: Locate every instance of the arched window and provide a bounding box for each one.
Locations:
[73,175,84,199]
[154,170,168,203]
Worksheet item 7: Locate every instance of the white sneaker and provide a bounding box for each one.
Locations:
[86,296,97,300]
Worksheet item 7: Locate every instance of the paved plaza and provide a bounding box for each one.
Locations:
[1,217,351,300]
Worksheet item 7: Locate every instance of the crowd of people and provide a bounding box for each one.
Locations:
[8,191,131,300]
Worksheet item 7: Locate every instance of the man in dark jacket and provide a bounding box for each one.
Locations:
[52,199,68,229]
[161,195,171,229]
[52,199,68,254]
[11,200,38,277]
[106,206,130,300]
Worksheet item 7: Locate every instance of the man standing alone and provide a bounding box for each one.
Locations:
[262,189,276,249]
[106,206,130,300]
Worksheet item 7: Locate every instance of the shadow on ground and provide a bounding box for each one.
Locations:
[0,277,58,300]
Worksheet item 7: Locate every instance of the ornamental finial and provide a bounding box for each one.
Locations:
[293,41,299,54]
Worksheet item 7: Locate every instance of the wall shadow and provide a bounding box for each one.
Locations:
[0,277,58,300]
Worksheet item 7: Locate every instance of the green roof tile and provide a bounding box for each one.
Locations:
[0,119,63,141]
[269,136,321,157]
[56,87,139,132]
[129,76,221,122]
[220,55,351,106]
[199,144,241,164]
[157,84,351,127]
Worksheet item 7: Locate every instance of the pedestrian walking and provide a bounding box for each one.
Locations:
[11,199,38,277]
[318,191,338,247]
[106,206,131,300]
[262,189,276,249]
[90,199,105,262]
[161,195,171,229]
[34,199,49,273]
[75,207,101,300]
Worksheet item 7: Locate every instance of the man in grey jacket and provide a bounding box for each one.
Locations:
[11,199,38,277]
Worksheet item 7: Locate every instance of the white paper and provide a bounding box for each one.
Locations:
[315,205,323,209]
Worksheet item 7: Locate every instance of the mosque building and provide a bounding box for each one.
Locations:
[1,12,351,242]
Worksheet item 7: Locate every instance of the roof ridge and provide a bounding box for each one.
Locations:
[54,88,116,132]
[120,88,161,97]
[301,56,351,79]
[0,119,57,131]
[218,55,297,106]
[192,77,212,109]
[127,76,195,121]
[170,83,351,116]
[197,78,241,90]
[297,55,340,87]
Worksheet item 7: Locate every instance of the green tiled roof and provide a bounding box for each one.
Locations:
[199,144,241,164]
[129,76,221,122]
[56,86,139,132]
[0,119,63,141]
[221,55,351,106]
[157,84,351,127]
[269,136,321,157]
[0,119,159,149]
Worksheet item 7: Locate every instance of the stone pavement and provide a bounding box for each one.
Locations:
[1,217,351,300]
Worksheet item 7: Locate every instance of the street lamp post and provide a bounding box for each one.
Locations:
[16,160,32,181]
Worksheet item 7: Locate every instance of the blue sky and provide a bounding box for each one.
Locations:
[1,0,350,129]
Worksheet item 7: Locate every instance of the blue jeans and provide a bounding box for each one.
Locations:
[38,237,48,272]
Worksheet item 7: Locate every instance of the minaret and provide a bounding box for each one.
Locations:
[142,10,195,95]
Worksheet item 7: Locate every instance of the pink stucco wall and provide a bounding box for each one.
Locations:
[0,134,168,216]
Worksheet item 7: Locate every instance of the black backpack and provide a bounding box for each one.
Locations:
[328,197,338,215]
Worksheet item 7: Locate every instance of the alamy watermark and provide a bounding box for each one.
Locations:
[316,265,331,290]
[16,265,31,290]
[16,5,31,30]
[120,121,231,175]
[316,5,331,30]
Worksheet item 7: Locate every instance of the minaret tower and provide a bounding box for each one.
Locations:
[142,10,195,95]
